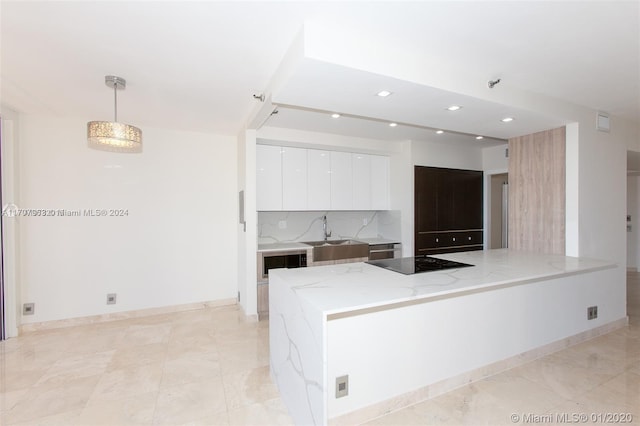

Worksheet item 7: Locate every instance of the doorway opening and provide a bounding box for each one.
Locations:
[0,117,5,341]
[489,173,508,249]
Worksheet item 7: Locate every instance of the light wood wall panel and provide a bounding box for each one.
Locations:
[508,127,566,254]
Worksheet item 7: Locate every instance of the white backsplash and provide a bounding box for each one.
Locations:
[258,211,401,244]
[377,210,402,241]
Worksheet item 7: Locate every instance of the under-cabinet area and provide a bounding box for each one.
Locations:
[257,239,401,319]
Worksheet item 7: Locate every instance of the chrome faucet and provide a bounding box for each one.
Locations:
[322,215,332,241]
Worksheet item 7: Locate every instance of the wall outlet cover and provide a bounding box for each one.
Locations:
[107,293,117,305]
[336,375,349,398]
[596,111,610,132]
[23,303,35,315]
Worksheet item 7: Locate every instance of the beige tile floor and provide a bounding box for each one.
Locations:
[0,274,638,426]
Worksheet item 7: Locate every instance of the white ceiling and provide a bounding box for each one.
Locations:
[1,1,638,144]
[266,106,507,147]
[267,59,565,146]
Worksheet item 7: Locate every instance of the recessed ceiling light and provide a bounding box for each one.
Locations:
[476,136,484,140]
[331,113,341,119]
[376,90,392,97]
[436,130,444,134]
[501,117,514,122]
[446,105,462,111]
[389,122,398,127]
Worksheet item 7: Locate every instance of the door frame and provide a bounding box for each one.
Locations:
[1,113,19,338]
[483,168,508,250]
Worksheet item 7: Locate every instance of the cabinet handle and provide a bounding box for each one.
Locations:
[452,237,456,242]
[468,236,472,241]
[435,238,439,243]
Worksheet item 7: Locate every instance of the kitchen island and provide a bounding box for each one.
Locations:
[268,249,623,425]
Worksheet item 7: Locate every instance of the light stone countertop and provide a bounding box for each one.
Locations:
[257,242,311,252]
[269,249,616,316]
[355,237,401,245]
[257,238,399,253]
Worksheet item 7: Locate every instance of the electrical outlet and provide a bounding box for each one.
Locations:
[278,220,287,229]
[336,375,349,398]
[237,291,241,302]
[23,303,35,315]
[587,305,598,320]
[107,293,117,305]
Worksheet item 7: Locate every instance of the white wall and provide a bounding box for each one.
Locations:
[17,115,238,323]
[237,129,258,317]
[482,144,508,171]
[578,122,628,263]
[1,108,21,337]
[627,175,639,269]
[412,139,483,171]
[390,141,413,255]
[565,123,580,257]
[258,126,400,156]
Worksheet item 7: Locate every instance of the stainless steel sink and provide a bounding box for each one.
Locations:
[304,239,361,246]
[303,239,369,262]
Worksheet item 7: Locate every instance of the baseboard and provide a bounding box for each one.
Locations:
[329,317,629,426]
[18,298,237,335]
[243,313,259,323]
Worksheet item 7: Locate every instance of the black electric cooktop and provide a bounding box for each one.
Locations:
[366,255,474,275]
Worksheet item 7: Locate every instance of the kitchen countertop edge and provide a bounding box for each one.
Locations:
[258,238,400,252]
[269,249,617,317]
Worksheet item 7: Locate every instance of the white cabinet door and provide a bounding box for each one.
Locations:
[258,145,390,212]
[352,153,372,210]
[370,155,390,210]
[330,151,353,210]
[256,145,282,211]
[282,147,308,210]
[307,149,331,210]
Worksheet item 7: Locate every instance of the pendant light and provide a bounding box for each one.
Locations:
[87,75,142,153]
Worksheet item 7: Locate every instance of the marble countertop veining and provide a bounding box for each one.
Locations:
[268,249,616,315]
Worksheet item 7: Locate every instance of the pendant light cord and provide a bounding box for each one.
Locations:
[114,81,118,123]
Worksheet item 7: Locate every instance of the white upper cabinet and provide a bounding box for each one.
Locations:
[282,147,308,210]
[307,150,331,210]
[352,153,372,210]
[256,145,282,211]
[330,151,353,210]
[370,154,390,210]
[256,144,390,211]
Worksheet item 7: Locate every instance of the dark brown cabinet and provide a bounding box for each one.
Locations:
[415,166,483,255]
